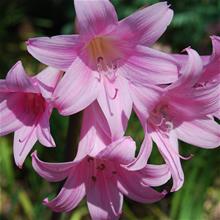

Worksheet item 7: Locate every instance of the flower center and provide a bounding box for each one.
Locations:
[25,93,46,115]
[87,157,117,182]
[86,37,122,80]
[149,104,174,132]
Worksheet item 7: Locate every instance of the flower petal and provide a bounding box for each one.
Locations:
[34,67,63,99]
[44,168,85,212]
[126,133,153,171]
[0,93,23,136]
[97,76,132,140]
[118,167,165,203]
[26,35,81,71]
[168,48,203,90]
[87,171,122,220]
[53,57,101,116]
[98,137,136,165]
[140,164,171,187]
[176,118,220,148]
[130,83,162,126]
[6,61,36,93]
[74,0,118,40]
[13,126,38,168]
[75,102,111,161]
[121,45,178,85]
[0,93,35,136]
[32,151,76,182]
[117,2,173,46]
[150,128,184,192]
[37,107,55,147]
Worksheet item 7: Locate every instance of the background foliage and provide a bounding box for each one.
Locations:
[0,0,220,219]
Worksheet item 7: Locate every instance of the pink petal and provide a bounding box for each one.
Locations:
[118,168,165,203]
[168,48,203,90]
[121,45,178,85]
[26,35,81,71]
[211,35,220,58]
[34,67,63,99]
[37,107,55,147]
[140,164,171,187]
[117,2,173,46]
[0,93,23,135]
[175,118,220,148]
[13,126,38,168]
[53,57,101,116]
[87,171,122,220]
[44,169,85,212]
[6,61,37,93]
[74,0,118,40]
[75,102,111,162]
[150,129,184,192]
[97,76,132,140]
[130,84,162,125]
[126,133,153,171]
[98,137,136,164]
[32,151,76,182]
[0,93,35,136]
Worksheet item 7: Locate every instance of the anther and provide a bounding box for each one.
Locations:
[91,176,97,182]
[97,163,105,170]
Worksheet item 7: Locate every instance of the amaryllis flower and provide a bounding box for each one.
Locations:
[130,48,220,191]
[0,61,62,168]
[32,135,170,219]
[26,0,178,140]
[173,36,220,118]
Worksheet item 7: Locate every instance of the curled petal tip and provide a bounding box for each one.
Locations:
[181,46,192,53]
[31,150,37,157]
[43,198,49,205]
[26,40,30,46]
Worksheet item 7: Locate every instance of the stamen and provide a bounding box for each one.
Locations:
[91,176,97,182]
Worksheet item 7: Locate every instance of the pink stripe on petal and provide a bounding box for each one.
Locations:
[118,168,165,203]
[13,126,38,168]
[37,107,55,147]
[176,118,220,148]
[74,0,118,40]
[151,129,184,192]
[32,151,76,182]
[87,171,122,220]
[168,48,203,90]
[27,35,81,71]
[44,171,85,212]
[97,76,132,140]
[98,137,136,164]
[53,58,101,116]
[118,2,173,46]
[140,164,171,187]
[6,61,37,93]
[122,46,178,85]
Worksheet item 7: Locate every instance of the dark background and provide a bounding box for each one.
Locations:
[0,0,220,219]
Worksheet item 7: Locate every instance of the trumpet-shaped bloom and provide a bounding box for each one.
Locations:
[130,48,220,191]
[32,135,170,219]
[26,0,178,140]
[0,61,62,167]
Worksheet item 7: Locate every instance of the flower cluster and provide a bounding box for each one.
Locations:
[1,0,219,219]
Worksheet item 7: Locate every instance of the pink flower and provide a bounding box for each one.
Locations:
[0,61,62,168]
[32,135,170,219]
[130,48,220,191]
[26,0,178,140]
[172,36,220,118]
